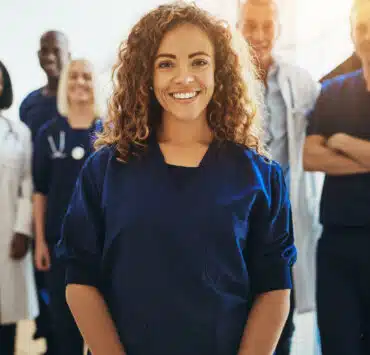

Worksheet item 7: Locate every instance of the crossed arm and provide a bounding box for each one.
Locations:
[303,133,370,175]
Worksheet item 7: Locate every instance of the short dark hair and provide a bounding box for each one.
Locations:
[0,61,13,110]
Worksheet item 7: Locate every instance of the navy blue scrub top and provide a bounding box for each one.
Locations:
[58,139,296,355]
[20,88,59,142]
[33,116,101,245]
[308,70,370,227]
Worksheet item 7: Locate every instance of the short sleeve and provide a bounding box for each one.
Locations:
[19,98,27,124]
[32,128,51,195]
[56,150,107,288]
[306,82,333,137]
[246,163,297,294]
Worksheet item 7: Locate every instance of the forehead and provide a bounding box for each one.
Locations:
[241,3,276,22]
[352,4,370,26]
[157,23,214,56]
[69,61,93,74]
[40,33,68,49]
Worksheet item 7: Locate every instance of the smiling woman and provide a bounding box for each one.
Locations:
[57,2,297,355]
[32,58,103,355]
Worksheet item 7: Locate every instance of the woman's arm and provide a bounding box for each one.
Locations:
[66,284,126,355]
[238,290,290,355]
[243,163,296,354]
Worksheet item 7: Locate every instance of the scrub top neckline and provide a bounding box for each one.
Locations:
[149,136,217,194]
[61,115,97,131]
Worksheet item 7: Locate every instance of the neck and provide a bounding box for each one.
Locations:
[158,111,213,146]
[43,76,59,96]
[68,104,95,129]
[362,60,370,91]
[257,56,273,85]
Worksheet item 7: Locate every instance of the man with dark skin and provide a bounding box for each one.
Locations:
[20,30,70,141]
[20,30,70,354]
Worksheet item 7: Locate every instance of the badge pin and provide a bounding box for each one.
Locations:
[71,147,85,160]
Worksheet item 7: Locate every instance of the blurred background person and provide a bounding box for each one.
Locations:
[304,1,370,353]
[238,0,323,354]
[0,60,39,354]
[33,58,102,355]
[20,30,70,142]
[19,30,70,354]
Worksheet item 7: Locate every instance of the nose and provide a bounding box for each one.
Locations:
[45,51,56,62]
[174,65,195,85]
[251,27,265,43]
[76,75,86,85]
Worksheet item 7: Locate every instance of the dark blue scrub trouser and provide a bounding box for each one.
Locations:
[46,246,84,355]
[0,323,15,355]
[317,228,370,355]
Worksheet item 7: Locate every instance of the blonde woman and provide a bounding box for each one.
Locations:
[33,59,102,355]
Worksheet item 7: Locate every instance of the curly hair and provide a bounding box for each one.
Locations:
[95,1,264,161]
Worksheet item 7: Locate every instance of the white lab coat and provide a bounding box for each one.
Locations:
[0,116,39,324]
[274,59,324,313]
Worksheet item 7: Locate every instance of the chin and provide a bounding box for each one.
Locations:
[170,109,205,122]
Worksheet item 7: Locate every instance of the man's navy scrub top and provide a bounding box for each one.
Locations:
[308,70,370,228]
[58,138,297,355]
[33,116,101,245]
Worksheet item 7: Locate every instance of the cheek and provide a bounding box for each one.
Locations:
[199,71,215,97]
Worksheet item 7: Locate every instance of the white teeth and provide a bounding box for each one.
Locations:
[172,92,198,100]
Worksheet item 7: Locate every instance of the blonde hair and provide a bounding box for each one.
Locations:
[57,59,102,118]
[351,0,370,22]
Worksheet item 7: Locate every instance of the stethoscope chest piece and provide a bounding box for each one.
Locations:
[71,146,85,160]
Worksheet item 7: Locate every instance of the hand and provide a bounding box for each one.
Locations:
[327,133,350,151]
[10,233,30,260]
[35,240,51,271]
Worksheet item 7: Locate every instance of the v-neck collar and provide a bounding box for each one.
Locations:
[146,135,218,193]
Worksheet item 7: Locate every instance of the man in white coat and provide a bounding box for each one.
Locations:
[238,1,324,354]
[0,60,38,354]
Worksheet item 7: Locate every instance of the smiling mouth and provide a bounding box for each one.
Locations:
[169,90,201,100]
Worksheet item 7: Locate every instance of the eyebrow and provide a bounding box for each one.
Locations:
[155,51,211,60]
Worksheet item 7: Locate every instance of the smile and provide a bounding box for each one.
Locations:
[170,91,201,100]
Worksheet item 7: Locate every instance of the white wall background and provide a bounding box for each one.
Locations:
[0,0,239,119]
[0,0,353,119]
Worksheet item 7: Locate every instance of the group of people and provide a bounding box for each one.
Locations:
[0,0,369,354]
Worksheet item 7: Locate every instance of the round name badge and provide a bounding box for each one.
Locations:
[71,146,85,160]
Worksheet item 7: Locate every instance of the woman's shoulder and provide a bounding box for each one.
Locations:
[224,141,280,177]
[86,145,116,171]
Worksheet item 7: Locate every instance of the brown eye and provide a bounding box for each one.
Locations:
[192,59,208,67]
[158,61,174,69]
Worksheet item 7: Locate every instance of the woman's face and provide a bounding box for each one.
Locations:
[67,60,94,106]
[0,69,4,97]
[153,23,215,122]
